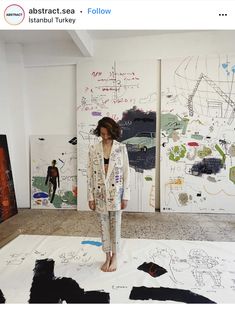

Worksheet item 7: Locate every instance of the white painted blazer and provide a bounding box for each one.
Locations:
[87,140,130,213]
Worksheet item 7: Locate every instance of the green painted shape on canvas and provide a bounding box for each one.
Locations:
[161,113,189,137]
[229,166,235,184]
[169,144,187,161]
[32,176,48,192]
[215,144,226,164]
[32,176,76,208]
[197,146,212,159]
[191,134,203,140]
[61,191,77,205]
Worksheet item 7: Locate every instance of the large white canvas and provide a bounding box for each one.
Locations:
[77,60,157,212]
[31,135,77,209]
[0,235,235,303]
[161,55,235,213]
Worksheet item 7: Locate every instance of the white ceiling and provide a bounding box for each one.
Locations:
[0,30,72,43]
[86,30,192,39]
[0,30,193,44]
[0,30,203,58]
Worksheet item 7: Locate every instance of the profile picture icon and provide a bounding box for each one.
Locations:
[4,4,25,25]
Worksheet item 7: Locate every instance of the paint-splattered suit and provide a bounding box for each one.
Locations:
[87,140,130,252]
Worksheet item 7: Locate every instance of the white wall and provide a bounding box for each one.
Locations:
[0,42,9,134]
[93,31,235,60]
[24,65,76,135]
[0,43,29,208]
[23,41,82,67]
[2,30,235,209]
[23,64,76,208]
[1,40,76,208]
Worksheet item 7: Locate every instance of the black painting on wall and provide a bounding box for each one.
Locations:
[119,106,156,171]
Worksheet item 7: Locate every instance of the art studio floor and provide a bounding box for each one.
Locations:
[1,209,235,304]
[1,209,235,249]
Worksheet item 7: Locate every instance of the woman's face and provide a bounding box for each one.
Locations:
[100,127,111,141]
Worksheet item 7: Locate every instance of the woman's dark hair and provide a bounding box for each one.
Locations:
[93,117,121,140]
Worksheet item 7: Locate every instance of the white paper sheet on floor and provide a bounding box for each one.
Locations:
[0,235,235,303]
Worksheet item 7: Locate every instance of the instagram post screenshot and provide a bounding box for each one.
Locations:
[0,0,235,306]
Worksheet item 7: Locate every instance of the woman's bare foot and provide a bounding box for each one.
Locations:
[101,253,111,272]
[108,254,117,272]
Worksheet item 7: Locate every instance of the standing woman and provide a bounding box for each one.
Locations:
[87,117,130,272]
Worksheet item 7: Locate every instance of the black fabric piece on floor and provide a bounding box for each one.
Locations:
[137,262,167,277]
[129,286,216,303]
[0,289,6,303]
[29,259,110,303]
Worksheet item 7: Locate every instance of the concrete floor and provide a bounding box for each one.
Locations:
[1,209,235,249]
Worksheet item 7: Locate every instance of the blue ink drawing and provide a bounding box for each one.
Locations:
[33,192,49,199]
[81,240,102,247]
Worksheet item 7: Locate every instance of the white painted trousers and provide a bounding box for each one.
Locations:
[98,211,122,254]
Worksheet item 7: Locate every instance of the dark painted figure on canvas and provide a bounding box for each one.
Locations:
[45,160,60,203]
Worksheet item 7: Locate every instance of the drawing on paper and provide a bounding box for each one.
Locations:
[0,235,235,303]
[77,60,157,212]
[161,55,235,213]
[31,135,77,209]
